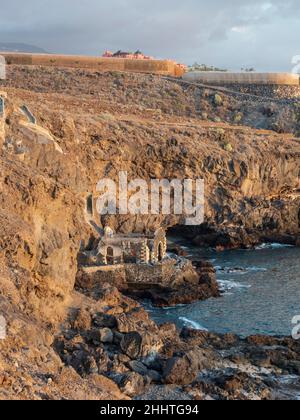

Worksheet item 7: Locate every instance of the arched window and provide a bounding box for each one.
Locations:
[106,247,115,265]
[86,194,93,216]
[157,242,164,262]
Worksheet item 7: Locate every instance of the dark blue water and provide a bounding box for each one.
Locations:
[146,243,300,337]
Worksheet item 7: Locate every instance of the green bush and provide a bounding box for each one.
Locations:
[213,94,223,106]
[233,113,243,123]
[223,142,233,152]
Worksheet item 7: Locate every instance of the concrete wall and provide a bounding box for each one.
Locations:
[184,71,300,86]
[1,53,185,77]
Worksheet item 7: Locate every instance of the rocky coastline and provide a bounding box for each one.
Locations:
[61,241,300,400]
[168,225,300,251]
[54,281,300,400]
[124,260,219,307]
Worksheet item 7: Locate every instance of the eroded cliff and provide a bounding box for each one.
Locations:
[0,67,299,399]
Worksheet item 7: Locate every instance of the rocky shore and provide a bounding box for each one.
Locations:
[169,225,300,251]
[54,282,300,400]
[123,260,220,307]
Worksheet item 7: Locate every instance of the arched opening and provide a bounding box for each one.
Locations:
[158,242,164,262]
[106,247,115,265]
[86,194,93,217]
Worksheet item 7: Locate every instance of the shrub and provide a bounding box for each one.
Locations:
[233,113,243,123]
[223,142,233,152]
[213,94,223,106]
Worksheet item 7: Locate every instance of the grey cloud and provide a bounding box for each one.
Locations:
[0,0,300,70]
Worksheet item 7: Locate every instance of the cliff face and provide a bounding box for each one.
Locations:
[0,65,299,324]
[0,67,299,399]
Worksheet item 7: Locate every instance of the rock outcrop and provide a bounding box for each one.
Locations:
[124,258,219,306]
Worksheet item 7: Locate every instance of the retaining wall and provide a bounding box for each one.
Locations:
[183,71,300,86]
[0,53,185,77]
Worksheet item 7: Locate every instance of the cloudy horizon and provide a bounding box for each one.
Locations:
[0,0,300,71]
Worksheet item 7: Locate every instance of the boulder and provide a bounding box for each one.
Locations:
[120,372,145,397]
[84,355,99,375]
[72,308,92,331]
[163,348,207,385]
[163,356,197,385]
[100,328,114,344]
[147,370,162,383]
[93,313,117,329]
[121,332,142,359]
[127,360,148,376]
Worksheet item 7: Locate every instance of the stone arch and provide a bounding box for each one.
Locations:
[157,242,164,262]
[97,244,122,265]
[106,246,114,265]
[86,194,93,217]
[152,228,167,263]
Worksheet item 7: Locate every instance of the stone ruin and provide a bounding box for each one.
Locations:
[75,227,192,291]
[81,227,167,268]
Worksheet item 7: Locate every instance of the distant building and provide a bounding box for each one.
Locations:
[101,50,187,73]
[102,50,154,60]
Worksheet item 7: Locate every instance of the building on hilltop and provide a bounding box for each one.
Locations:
[101,50,187,73]
[102,50,154,60]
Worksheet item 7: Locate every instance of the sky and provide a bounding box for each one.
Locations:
[0,0,300,71]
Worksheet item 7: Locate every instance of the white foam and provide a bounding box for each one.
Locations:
[216,266,267,275]
[247,266,267,272]
[162,304,187,310]
[255,243,293,250]
[179,316,208,331]
[218,279,251,292]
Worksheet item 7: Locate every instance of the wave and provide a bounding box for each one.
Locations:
[218,279,251,293]
[216,266,267,274]
[179,317,208,331]
[255,243,294,250]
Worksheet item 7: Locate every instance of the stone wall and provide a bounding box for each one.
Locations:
[76,265,127,291]
[1,53,185,77]
[76,259,181,291]
[126,264,163,286]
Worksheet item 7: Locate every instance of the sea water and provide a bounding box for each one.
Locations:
[146,242,300,337]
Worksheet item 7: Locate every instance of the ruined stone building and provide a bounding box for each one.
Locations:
[84,227,167,267]
[76,227,175,289]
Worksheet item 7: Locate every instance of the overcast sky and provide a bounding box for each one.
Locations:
[0,0,300,71]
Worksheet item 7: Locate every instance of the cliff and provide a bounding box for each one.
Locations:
[0,66,299,399]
